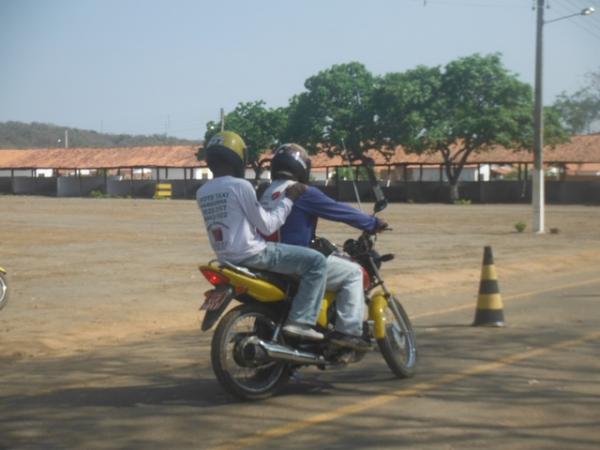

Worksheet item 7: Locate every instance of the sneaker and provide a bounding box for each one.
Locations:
[282,323,324,341]
[329,331,372,352]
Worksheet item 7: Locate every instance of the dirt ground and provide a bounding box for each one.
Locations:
[1,195,599,361]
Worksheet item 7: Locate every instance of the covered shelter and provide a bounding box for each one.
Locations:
[1,134,599,203]
[0,146,208,197]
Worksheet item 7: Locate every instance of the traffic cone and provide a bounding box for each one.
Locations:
[473,246,505,327]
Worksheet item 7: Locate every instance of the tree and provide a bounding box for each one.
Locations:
[204,101,287,179]
[284,62,384,161]
[553,67,600,134]
[373,53,568,202]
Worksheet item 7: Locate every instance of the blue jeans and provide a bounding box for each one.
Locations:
[239,243,327,326]
[326,255,365,336]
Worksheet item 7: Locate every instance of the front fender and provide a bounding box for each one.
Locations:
[0,267,5,274]
[368,292,389,339]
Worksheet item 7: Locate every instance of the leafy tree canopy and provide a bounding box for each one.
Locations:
[204,101,287,175]
[553,66,600,134]
[372,53,568,200]
[284,62,378,159]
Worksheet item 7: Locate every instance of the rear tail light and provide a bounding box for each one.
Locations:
[361,267,371,290]
[200,268,229,286]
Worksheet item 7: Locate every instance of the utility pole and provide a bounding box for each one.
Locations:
[64,129,69,149]
[220,108,225,131]
[532,1,595,233]
[532,0,545,233]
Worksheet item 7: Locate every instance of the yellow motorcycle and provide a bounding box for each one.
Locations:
[199,228,417,400]
[0,267,8,311]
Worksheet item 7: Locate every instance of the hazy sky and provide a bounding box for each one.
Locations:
[1,0,599,140]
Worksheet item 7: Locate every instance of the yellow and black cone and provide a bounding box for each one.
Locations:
[473,246,505,327]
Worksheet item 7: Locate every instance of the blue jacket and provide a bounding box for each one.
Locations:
[279,186,379,247]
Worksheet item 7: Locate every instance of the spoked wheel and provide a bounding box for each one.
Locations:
[376,296,417,378]
[210,303,290,400]
[0,272,8,311]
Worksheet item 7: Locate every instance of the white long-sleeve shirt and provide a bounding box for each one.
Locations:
[196,176,293,262]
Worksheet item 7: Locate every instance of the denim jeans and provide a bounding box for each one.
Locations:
[326,254,366,336]
[239,242,327,326]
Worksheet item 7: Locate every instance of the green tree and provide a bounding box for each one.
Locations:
[373,53,568,202]
[204,101,287,179]
[284,62,385,161]
[553,67,600,134]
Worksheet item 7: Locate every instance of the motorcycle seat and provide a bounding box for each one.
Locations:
[218,260,298,296]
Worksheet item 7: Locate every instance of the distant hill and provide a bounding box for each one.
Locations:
[0,121,201,148]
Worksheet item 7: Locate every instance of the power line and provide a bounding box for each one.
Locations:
[557,0,600,26]
[549,0,600,40]
[408,0,528,8]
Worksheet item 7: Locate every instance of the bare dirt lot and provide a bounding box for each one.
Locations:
[1,195,599,361]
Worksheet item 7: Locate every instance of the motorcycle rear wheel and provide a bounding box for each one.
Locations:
[210,303,291,400]
[0,272,8,311]
[376,296,417,378]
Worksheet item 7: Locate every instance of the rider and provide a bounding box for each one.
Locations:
[260,143,388,351]
[196,131,327,341]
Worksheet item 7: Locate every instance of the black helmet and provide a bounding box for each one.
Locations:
[271,143,311,183]
[202,131,247,178]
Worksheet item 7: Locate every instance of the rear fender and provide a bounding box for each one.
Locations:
[199,264,287,302]
[368,292,389,339]
[201,285,236,331]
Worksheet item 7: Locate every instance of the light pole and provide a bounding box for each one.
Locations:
[532,1,594,233]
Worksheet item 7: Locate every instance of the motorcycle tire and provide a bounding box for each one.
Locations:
[210,303,291,400]
[376,296,417,378]
[0,272,8,311]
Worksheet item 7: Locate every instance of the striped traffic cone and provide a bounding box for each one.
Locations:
[473,246,505,327]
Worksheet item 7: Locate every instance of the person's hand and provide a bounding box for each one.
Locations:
[375,218,389,233]
[285,183,308,201]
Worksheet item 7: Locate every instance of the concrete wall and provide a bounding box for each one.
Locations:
[11,177,58,196]
[0,177,11,194]
[107,179,156,198]
[57,176,105,197]
[0,177,598,204]
[546,180,600,204]
[317,180,599,204]
[169,180,204,199]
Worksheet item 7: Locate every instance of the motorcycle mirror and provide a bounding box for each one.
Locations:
[379,253,395,263]
[374,199,388,213]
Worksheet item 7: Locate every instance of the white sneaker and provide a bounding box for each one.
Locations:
[282,323,324,341]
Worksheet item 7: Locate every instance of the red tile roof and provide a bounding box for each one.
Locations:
[307,134,600,167]
[0,146,203,170]
[0,134,599,169]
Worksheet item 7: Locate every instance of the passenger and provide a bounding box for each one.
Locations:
[260,143,388,350]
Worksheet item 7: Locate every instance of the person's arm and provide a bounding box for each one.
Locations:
[237,181,294,236]
[295,187,381,232]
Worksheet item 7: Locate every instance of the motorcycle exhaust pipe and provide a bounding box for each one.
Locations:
[245,336,324,365]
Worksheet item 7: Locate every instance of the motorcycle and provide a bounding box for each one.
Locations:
[0,267,8,311]
[198,208,417,400]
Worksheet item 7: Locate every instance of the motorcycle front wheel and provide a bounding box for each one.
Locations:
[210,303,291,400]
[376,296,417,378]
[0,272,8,311]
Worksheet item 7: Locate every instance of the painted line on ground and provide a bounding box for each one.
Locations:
[411,276,600,319]
[212,329,600,450]
[211,277,600,449]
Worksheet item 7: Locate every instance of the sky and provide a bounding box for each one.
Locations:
[1,0,599,141]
